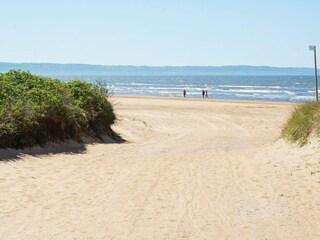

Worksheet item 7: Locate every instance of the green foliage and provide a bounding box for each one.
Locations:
[281,102,320,146]
[0,70,116,149]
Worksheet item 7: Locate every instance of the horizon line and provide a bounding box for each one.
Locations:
[0,62,314,69]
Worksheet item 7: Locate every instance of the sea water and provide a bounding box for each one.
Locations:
[54,75,316,103]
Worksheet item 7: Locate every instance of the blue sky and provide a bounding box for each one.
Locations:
[0,0,319,67]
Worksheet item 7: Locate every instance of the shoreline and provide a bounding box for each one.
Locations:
[112,94,296,106]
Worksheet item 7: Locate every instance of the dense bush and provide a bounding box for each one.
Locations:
[0,70,116,149]
[281,102,320,146]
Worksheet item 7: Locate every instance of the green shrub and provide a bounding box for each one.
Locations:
[0,70,116,149]
[281,102,320,146]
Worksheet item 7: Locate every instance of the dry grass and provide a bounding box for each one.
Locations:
[282,102,320,146]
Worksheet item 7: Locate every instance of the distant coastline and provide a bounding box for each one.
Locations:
[0,62,316,76]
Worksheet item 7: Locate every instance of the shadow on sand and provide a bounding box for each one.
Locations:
[0,134,125,162]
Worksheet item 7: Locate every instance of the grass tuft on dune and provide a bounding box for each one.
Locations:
[282,101,320,146]
[0,70,116,149]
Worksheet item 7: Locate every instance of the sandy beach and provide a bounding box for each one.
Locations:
[0,96,319,240]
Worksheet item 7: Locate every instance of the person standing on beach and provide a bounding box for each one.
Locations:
[202,90,205,98]
[205,90,208,98]
[183,89,186,98]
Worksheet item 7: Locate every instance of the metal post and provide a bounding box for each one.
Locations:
[314,47,318,102]
[310,45,318,102]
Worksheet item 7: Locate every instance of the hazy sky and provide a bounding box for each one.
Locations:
[0,0,319,67]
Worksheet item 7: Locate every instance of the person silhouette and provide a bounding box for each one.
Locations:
[202,90,205,98]
[183,89,186,98]
[205,90,208,98]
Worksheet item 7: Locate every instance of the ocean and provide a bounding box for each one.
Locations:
[54,75,316,103]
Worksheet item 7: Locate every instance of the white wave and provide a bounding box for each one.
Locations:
[218,85,262,88]
[214,89,293,94]
[291,96,314,100]
[218,85,283,89]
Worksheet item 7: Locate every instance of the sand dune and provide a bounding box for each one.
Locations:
[0,96,319,240]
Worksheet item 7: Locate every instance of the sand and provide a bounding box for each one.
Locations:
[0,96,319,240]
